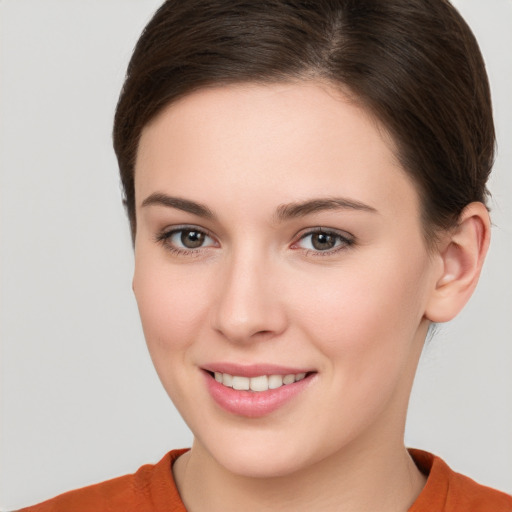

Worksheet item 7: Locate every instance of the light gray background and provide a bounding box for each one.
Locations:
[0,0,511,509]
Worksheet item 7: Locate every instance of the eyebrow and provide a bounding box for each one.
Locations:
[141,193,377,221]
[274,197,378,222]
[141,193,216,219]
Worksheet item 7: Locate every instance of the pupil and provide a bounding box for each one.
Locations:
[312,232,335,250]
[181,230,205,248]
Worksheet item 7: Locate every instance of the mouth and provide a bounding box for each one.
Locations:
[206,370,311,392]
[202,366,317,418]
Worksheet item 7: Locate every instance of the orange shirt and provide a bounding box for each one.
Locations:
[19,448,512,511]
[408,449,512,512]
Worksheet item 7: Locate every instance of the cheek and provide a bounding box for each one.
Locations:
[290,250,430,367]
[132,255,212,358]
[285,254,430,439]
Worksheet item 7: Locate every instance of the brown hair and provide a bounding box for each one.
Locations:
[113,0,494,244]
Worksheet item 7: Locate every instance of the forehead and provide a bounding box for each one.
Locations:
[135,81,420,221]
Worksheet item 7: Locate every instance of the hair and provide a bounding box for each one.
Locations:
[113,0,495,245]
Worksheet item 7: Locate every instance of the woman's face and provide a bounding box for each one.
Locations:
[133,82,439,477]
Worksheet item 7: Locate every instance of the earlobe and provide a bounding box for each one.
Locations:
[425,202,491,323]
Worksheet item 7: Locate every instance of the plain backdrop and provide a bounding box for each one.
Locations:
[1,0,511,509]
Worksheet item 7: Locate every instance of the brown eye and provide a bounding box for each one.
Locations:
[158,227,217,253]
[180,230,205,248]
[311,232,337,251]
[296,229,354,254]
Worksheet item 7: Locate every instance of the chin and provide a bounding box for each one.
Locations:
[197,431,324,479]
[219,451,308,479]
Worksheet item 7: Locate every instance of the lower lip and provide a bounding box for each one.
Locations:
[204,371,315,418]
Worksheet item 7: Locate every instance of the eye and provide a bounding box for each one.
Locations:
[294,229,354,254]
[156,226,217,253]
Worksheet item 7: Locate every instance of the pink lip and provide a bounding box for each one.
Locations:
[202,369,316,418]
[203,362,313,378]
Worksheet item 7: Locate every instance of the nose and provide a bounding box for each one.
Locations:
[211,250,288,344]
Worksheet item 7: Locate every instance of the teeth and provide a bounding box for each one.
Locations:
[232,376,250,390]
[283,374,295,385]
[222,373,233,387]
[212,371,308,392]
[268,374,284,389]
[250,375,268,392]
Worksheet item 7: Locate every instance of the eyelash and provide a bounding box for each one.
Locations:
[154,225,217,257]
[155,226,355,257]
[294,228,355,257]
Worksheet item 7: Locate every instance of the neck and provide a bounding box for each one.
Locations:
[174,433,426,512]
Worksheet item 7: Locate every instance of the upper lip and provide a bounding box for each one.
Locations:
[202,363,314,378]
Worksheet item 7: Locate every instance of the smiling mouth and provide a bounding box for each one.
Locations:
[206,371,312,392]
[203,368,316,417]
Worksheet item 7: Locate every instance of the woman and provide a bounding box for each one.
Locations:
[18,0,512,510]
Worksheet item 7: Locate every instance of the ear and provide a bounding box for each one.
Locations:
[425,202,491,323]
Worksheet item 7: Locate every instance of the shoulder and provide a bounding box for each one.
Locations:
[17,449,188,512]
[409,449,512,512]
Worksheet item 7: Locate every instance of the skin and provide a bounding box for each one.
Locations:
[132,82,490,511]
